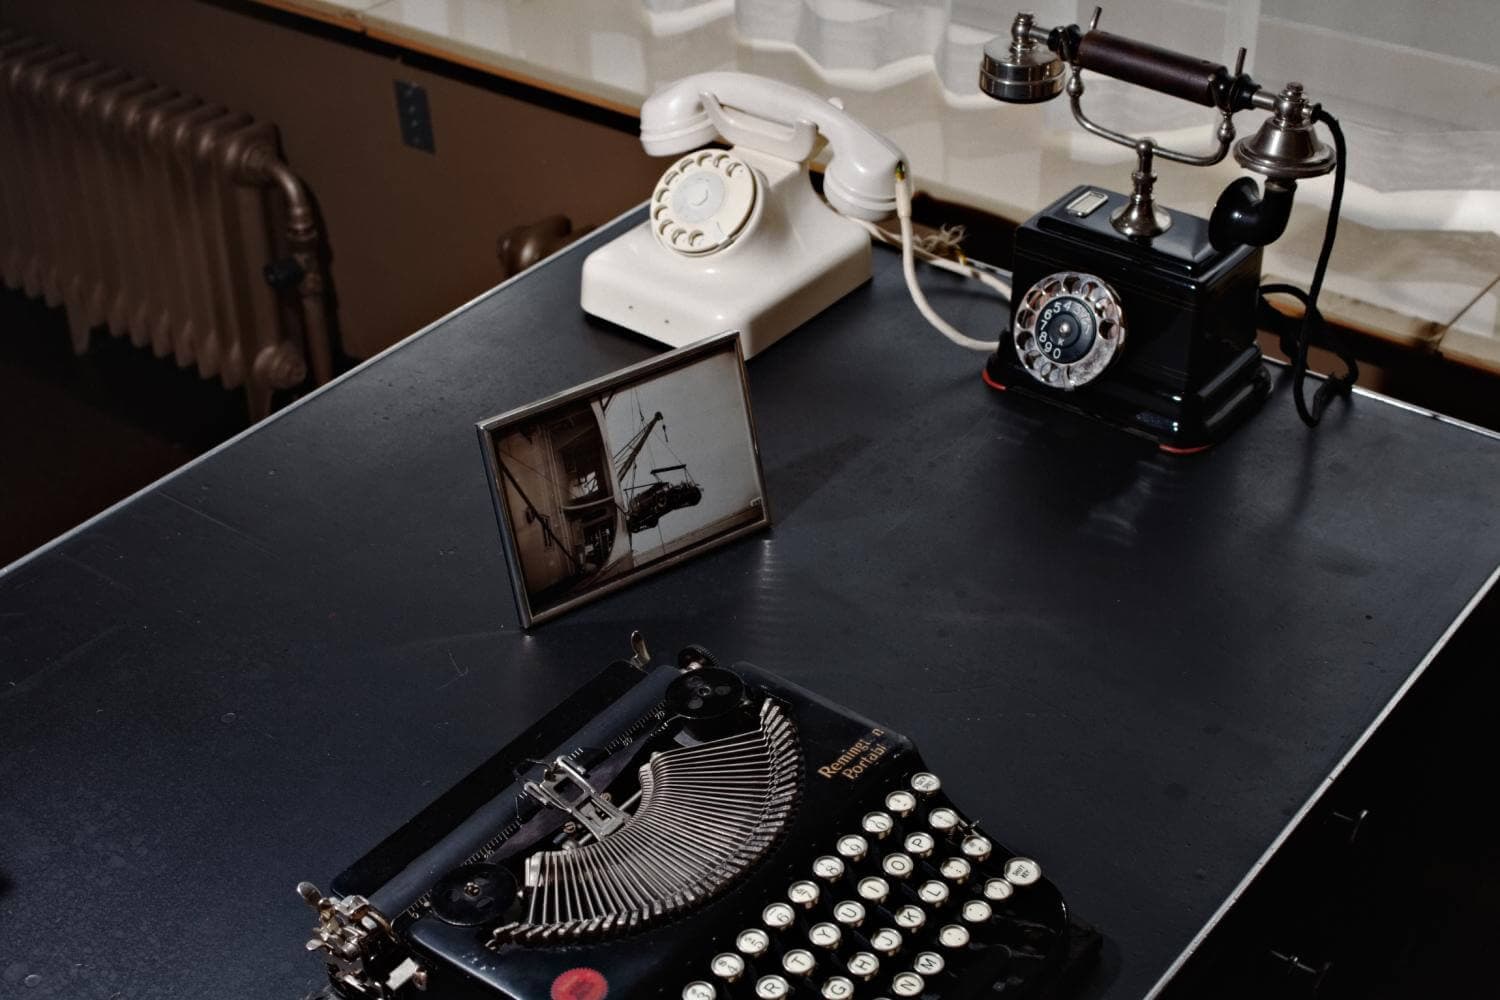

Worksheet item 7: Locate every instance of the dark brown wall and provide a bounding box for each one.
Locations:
[0,0,664,358]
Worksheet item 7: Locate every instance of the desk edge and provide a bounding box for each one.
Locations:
[1142,561,1500,998]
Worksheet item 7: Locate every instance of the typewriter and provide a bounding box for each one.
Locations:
[298,637,1099,998]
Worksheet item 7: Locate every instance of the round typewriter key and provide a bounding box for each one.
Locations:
[782,949,817,977]
[910,772,941,795]
[961,834,993,861]
[836,834,869,862]
[856,876,890,904]
[862,811,895,839]
[917,880,950,906]
[928,807,960,832]
[756,974,791,999]
[903,831,935,858]
[822,976,855,999]
[885,789,917,817]
[892,971,926,997]
[893,904,926,931]
[870,927,903,955]
[683,982,716,1000]
[712,952,746,981]
[847,952,880,978]
[881,852,914,880]
[983,878,1015,902]
[789,880,821,908]
[939,857,972,884]
[938,924,970,949]
[738,928,772,956]
[962,899,993,924]
[812,855,845,882]
[824,978,858,1000]
[832,899,867,927]
[1004,857,1042,886]
[914,951,946,976]
[763,902,796,930]
[808,922,842,950]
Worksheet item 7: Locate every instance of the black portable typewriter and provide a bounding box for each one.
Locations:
[298,638,1099,998]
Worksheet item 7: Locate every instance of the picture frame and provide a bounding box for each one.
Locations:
[477,331,771,627]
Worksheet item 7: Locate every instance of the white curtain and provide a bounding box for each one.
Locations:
[640,0,1500,200]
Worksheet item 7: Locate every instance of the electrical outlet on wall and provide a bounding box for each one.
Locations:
[395,80,436,153]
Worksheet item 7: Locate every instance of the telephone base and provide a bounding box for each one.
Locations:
[580,155,872,359]
[984,345,1271,451]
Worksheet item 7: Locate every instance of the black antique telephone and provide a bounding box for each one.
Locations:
[979,7,1357,451]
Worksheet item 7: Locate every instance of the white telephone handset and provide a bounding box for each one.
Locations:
[581,72,907,359]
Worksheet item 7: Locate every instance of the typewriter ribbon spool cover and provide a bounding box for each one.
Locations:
[299,647,1099,998]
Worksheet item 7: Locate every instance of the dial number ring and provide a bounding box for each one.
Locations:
[1012,271,1126,390]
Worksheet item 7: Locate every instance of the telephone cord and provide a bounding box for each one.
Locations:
[880,169,1004,353]
[1262,109,1357,427]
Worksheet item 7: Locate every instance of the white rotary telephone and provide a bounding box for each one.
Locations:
[580,72,908,359]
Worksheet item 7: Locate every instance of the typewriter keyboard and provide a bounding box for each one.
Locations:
[680,771,1063,999]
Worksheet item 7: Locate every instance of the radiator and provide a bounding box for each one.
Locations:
[0,28,334,418]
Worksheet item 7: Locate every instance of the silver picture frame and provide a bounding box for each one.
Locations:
[477,331,771,627]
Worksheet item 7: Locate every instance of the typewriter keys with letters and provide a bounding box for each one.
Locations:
[299,640,1098,998]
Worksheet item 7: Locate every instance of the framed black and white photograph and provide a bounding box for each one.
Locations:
[477,332,770,627]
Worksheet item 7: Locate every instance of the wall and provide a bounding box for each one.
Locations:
[0,0,665,359]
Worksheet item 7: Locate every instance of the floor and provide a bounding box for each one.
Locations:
[0,290,249,567]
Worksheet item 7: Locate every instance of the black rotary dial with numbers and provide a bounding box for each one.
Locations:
[1034,295,1097,364]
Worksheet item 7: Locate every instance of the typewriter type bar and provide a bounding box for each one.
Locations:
[298,639,1099,999]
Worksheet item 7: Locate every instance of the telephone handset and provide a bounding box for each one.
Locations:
[581,72,908,359]
[637,72,903,221]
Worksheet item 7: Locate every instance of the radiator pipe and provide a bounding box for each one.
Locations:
[245,145,335,388]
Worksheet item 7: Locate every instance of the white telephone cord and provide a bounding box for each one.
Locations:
[856,167,1006,353]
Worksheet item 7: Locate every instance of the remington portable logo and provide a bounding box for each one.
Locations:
[817,728,889,781]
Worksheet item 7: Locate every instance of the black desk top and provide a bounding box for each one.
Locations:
[3,209,1498,1000]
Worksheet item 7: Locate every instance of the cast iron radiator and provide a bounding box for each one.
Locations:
[0,28,334,418]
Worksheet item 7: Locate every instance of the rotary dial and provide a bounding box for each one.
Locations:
[651,150,759,256]
[1012,272,1126,389]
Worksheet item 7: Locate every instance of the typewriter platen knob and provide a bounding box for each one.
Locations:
[1012,272,1127,390]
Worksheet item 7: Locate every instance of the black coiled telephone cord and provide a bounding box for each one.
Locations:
[1258,108,1359,427]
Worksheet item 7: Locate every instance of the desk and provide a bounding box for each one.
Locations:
[2,209,1498,999]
